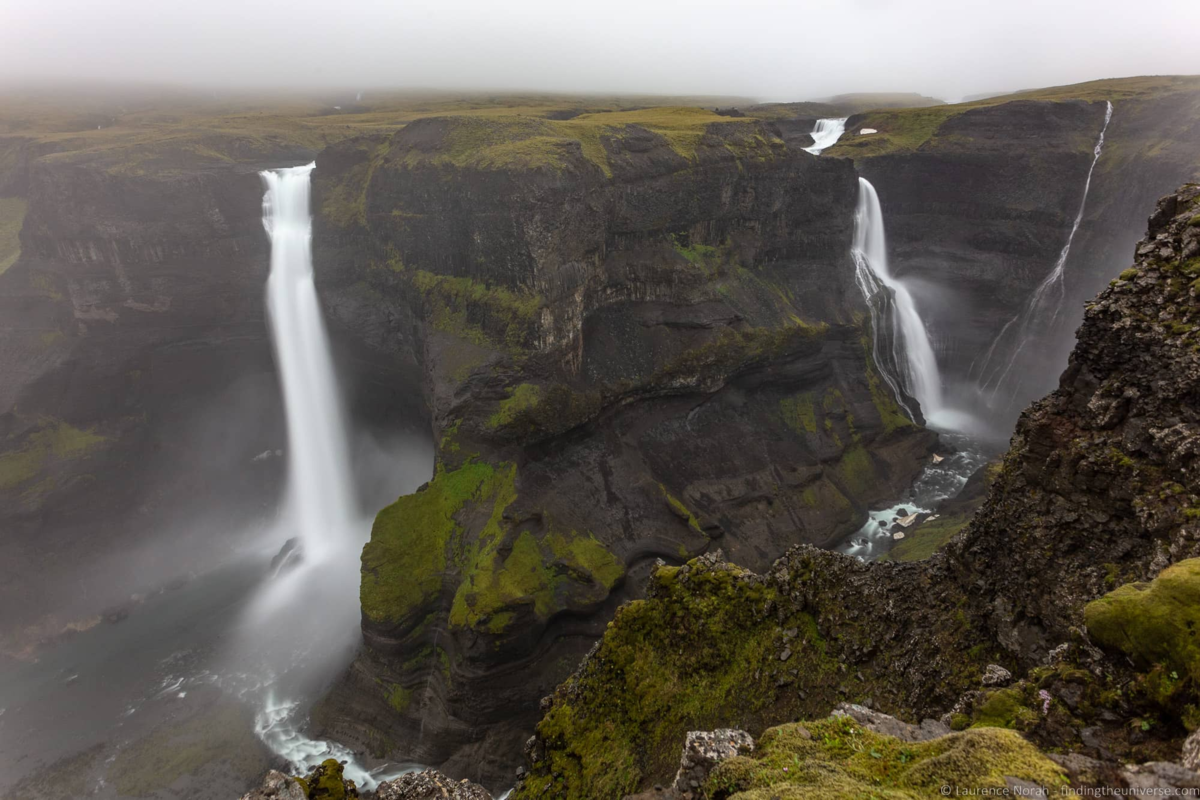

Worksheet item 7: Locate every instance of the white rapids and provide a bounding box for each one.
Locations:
[803,117,849,155]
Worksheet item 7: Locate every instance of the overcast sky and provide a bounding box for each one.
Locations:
[2,0,1199,102]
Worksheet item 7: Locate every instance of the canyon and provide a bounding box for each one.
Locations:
[1,77,1199,798]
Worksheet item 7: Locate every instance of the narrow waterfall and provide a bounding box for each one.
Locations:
[852,177,945,423]
[975,101,1114,402]
[804,117,849,155]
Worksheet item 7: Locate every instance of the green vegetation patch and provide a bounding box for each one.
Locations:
[705,717,1065,799]
[361,459,502,623]
[0,196,27,274]
[394,107,773,177]
[411,269,543,351]
[780,392,817,435]
[450,498,624,633]
[489,383,542,429]
[513,559,834,799]
[386,683,413,713]
[833,443,876,499]
[660,483,704,533]
[0,418,106,490]
[885,514,971,562]
[1085,558,1200,682]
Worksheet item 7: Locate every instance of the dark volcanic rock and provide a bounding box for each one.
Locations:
[510,184,1200,796]
[310,115,937,786]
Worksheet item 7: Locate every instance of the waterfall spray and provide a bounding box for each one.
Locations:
[975,101,1114,402]
[804,118,849,155]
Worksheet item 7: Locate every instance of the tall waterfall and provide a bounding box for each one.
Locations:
[852,177,945,424]
[975,101,1114,402]
[238,163,405,789]
[804,117,849,155]
[262,163,357,560]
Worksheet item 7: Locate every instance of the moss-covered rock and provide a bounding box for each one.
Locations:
[1085,559,1200,682]
[704,717,1066,799]
[294,759,358,799]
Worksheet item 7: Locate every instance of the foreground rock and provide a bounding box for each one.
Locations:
[376,769,493,800]
[510,186,1200,797]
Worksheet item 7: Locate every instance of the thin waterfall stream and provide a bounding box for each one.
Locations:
[974,101,1114,407]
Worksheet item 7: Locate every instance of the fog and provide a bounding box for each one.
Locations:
[2,0,1198,101]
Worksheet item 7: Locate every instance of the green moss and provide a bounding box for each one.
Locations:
[450,504,624,633]
[886,514,970,562]
[386,683,412,713]
[297,758,358,799]
[0,196,27,275]
[969,687,1038,730]
[0,418,106,490]
[660,483,704,533]
[489,383,542,428]
[705,717,1065,799]
[513,559,831,799]
[411,270,543,351]
[1085,558,1200,683]
[360,459,500,623]
[1120,268,1140,281]
[780,392,817,434]
[833,443,875,499]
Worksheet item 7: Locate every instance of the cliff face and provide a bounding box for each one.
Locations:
[0,134,422,657]
[512,184,1200,797]
[829,77,1200,423]
[309,110,937,786]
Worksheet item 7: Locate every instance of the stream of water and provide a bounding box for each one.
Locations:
[803,117,849,154]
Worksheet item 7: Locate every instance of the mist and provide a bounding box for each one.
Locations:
[3,0,1198,101]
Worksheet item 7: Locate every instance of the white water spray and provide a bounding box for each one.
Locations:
[975,101,1113,402]
[803,117,848,155]
[852,177,950,426]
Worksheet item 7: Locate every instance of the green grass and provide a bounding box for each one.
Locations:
[0,196,26,274]
[410,269,543,352]
[826,75,1200,159]
[833,443,875,499]
[885,514,971,562]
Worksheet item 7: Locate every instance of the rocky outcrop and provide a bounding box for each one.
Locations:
[510,185,1200,796]
[310,109,939,786]
[376,770,493,800]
